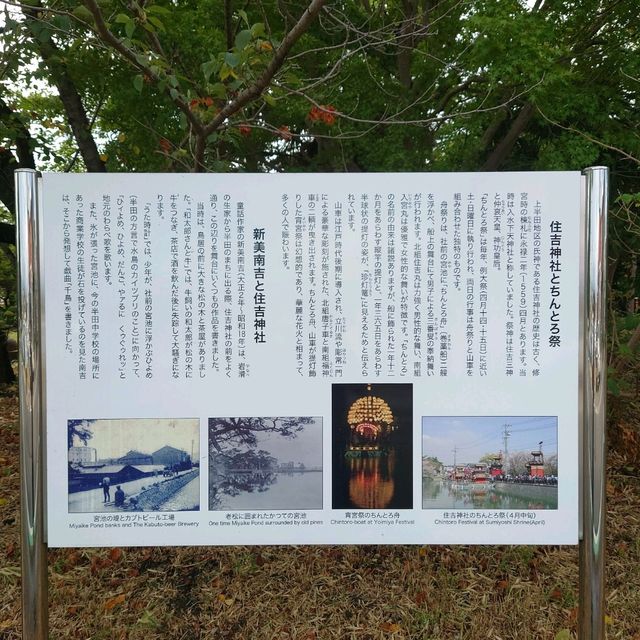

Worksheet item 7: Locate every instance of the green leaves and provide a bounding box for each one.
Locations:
[224,52,241,68]
[618,193,640,206]
[219,64,236,81]
[115,9,166,39]
[235,29,252,51]
[209,83,227,99]
[6,0,640,182]
[71,4,93,24]
[212,20,274,86]
[251,23,266,38]
[608,367,622,397]
[201,59,219,83]
[115,13,136,39]
[146,15,166,32]
[237,9,249,26]
[27,19,53,43]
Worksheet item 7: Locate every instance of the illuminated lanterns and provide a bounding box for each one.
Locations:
[346,385,395,454]
[354,422,380,437]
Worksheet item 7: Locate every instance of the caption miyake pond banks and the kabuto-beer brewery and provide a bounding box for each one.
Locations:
[50,172,578,546]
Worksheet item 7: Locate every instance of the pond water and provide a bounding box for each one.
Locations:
[332,449,413,510]
[210,471,322,510]
[422,477,558,510]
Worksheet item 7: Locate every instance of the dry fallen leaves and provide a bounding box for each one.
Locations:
[109,547,123,562]
[549,587,564,602]
[66,550,81,567]
[217,593,234,606]
[90,556,113,574]
[104,593,126,611]
[495,578,509,592]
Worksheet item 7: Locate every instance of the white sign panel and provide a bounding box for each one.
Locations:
[42,172,581,546]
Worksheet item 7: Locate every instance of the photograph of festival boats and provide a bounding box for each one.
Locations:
[422,416,558,510]
[332,383,413,510]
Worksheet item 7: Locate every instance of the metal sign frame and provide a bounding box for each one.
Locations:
[16,168,47,639]
[15,167,609,640]
[579,166,608,639]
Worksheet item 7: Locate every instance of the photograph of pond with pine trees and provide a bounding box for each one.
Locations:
[208,417,323,510]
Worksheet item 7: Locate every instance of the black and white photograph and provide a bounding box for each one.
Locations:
[68,418,200,513]
[208,416,323,510]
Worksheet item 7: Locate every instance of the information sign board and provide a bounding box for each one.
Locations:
[41,172,581,546]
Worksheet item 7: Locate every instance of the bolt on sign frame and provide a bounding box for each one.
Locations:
[16,167,608,639]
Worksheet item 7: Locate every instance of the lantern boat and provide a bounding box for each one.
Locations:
[345,384,397,458]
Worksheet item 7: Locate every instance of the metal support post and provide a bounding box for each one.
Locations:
[579,166,608,640]
[16,168,48,639]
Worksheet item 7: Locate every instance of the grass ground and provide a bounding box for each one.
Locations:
[1,390,639,640]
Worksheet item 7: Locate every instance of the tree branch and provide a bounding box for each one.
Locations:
[83,0,204,135]
[537,106,640,166]
[202,0,329,138]
[65,93,106,172]
[433,74,482,115]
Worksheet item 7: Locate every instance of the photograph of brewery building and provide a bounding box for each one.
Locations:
[422,415,558,510]
[68,418,200,513]
[208,416,322,510]
[332,383,413,510]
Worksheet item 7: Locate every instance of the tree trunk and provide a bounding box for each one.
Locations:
[0,97,36,221]
[482,102,535,171]
[23,7,106,173]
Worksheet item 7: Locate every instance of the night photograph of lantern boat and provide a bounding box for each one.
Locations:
[332,383,413,509]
